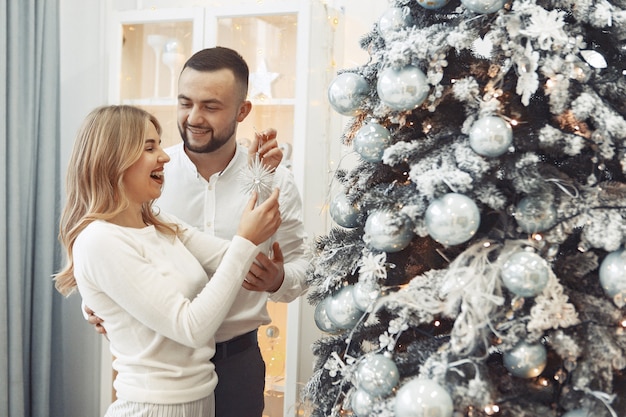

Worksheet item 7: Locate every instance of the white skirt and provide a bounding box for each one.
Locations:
[104,395,214,417]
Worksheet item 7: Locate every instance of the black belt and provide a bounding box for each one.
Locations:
[213,330,258,362]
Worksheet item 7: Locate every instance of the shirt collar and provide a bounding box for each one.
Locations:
[178,143,247,179]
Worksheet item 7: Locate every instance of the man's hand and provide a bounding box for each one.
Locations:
[84,305,107,335]
[243,242,285,293]
[248,128,282,171]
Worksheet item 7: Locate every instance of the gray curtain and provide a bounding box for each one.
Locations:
[1,1,61,416]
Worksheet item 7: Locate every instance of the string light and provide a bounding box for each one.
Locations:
[573,66,585,80]
[484,404,500,415]
[554,368,567,383]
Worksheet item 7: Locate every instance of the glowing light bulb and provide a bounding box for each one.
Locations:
[485,404,500,415]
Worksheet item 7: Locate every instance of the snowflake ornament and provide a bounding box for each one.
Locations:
[357,251,389,283]
[239,152,274,203]
[515,41,540,106]
[519,6,568,50]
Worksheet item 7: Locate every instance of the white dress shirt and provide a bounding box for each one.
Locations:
[157,143,309,342]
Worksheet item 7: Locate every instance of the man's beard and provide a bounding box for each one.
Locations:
[178,120,237,154]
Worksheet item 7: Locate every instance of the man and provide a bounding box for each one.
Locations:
[89,47,309,417]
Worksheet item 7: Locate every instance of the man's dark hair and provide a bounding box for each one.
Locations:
[183,46,249,96]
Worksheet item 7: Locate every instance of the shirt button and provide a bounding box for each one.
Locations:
[206,221,212,228]
[208,184,213,190]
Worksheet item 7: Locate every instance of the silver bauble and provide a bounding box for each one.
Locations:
[417,0,451,9]
[356,354,400,397]
[326,286,362,330]
[329,192,360,228]
[377,65,429,111]
[394,379,453,417]
[351,389,375,417]
[314,297,340,334]
[425,193,481,245]
[599,249,626,303]
[515,196,557,233]
[328,72,370,116]
[354,122,392,163]
[461,0,507,14]
[503,341,547,378]
[352,280,379,311]
[469,115,513,157]
[364,210,415,253]
[378,7,414,41]
[501,251,550,297]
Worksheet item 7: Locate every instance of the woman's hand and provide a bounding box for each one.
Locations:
[237,188,281,245]
[248,128,282,171]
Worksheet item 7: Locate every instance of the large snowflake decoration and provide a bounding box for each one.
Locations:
[519,5,568,50]
[239,153,274,203]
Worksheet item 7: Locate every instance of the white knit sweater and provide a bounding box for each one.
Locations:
[73,214,259,404]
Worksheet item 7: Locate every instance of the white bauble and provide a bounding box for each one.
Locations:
[354,122,392,163]
[394,379,453,417]
[468,115,513,157]
[503,341,547,378]
[377,66,429,111]
[328,72,370,116]
[356,354,400,397]
[364,210,415,252]
[515,196,557,234]
[326,286,362,330]
[461,0,507,14]
[351,389,375,417]
[425,193,481,245]
[599,248,626,305]
[313,297,340,334]
[501,251,550,297]
[329,192,360,228]
[378,7,414,41]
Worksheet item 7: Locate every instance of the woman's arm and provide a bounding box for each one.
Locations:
[74,224,258,348]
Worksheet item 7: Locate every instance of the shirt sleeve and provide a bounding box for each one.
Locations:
[159,212,232,274]
[268,167,311,302]
[74,224,260,348]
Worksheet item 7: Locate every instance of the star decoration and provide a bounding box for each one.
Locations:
[239,153,275,203]
[248,59,280,99]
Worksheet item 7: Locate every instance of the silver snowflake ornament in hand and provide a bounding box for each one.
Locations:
[239,152,275,203]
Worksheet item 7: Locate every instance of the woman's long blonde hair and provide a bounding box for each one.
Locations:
[55,105,177,296]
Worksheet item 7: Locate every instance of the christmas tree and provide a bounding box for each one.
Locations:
[303,0,626,416]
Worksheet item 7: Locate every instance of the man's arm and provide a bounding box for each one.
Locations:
[243,167,309,301]
[84,303,107,335]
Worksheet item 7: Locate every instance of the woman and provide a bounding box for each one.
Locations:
[55,105,281,417]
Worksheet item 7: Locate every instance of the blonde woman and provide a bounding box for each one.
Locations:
[55,105,281,417]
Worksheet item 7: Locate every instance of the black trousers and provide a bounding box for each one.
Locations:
[213,331,266,417]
